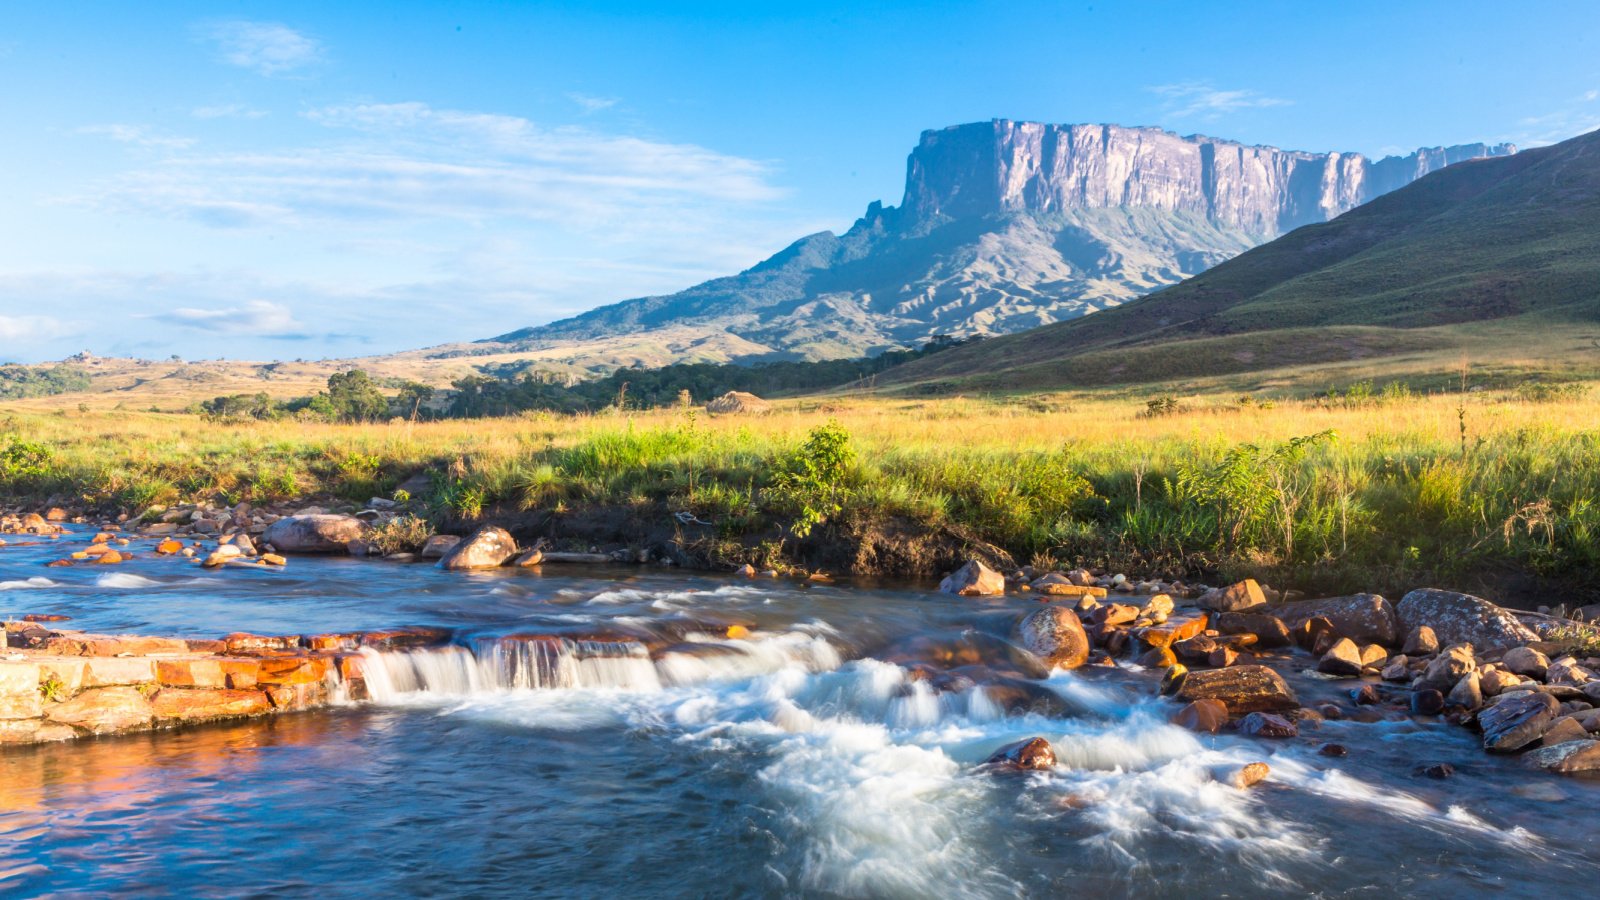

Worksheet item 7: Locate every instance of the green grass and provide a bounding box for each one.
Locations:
[5,389,1600,601]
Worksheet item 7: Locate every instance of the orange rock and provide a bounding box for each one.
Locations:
[1138,613,1210,649]
[261,553,287,566]
[152,688,271,722]
[45,686,154,734]
[184,639,228,654]
[221,660,259,690]
[70,550,90,560]
[94,550,124,564]
[81,636,190,657]
[304,634,355,651]
[91,532,115,544]
[255,655,332,686]
[155,539,184,555]
[82,656,158,687]
[47,559,74,568]
[726,625,750,639]
[224,633,299,653]
[156,659,229,688]
[265,680,331,710]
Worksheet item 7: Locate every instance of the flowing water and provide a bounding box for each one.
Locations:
[1,533,1597,897]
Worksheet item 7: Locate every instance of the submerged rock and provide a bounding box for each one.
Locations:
[984,737,1057,771]
[1396,589,1538,651]
[261,514,367,554]
[1239,712,1298,738]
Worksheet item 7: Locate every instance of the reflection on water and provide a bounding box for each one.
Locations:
[2,530,1599,896]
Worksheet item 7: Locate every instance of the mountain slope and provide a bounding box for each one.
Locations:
[465,120,1511,371]
[880,127,1600,390]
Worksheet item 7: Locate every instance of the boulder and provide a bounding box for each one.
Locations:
[983,737,1057,771]
[1276,594,1399,646]
[1541,716,1590,747]
[1239,712,1298,738]
[1174,665,1298,713]
[1503,646,1550,680]
[1402,625,1440,656]
[1198,579,1266,613]
[1214,612,1292,648]
[1411,689,1445,715]
[514,549,545,568]
[1446,671,1483,710]
[1480,668,1524,696]
[1525,739,1600,774]
[437,526,521,570]
[1416,643,1476,692]
[420,534,461,560]
[1396,589,1538,651]
[1171,699,1228,733]
[1018,606,1090,670]
[1318,638,1365,677]
[261,514,367,554]
[941,559,1006,596]
[1479,691,1559,752]
[1381,654,1410,681]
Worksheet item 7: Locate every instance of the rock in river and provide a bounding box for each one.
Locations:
[1277,594,1399,646]
[261,514,367,554]
[941,559,1006,596]
[1018,606,1089,670]
[437,526,521,570]
[1396,589,1538,651]
[1479,690,1559,752]
[1525,739,1600,774]
[1198,579,1267,613]
[1239,712,1298,739]
[984,737,1057,771]
[1174,664,1298,713]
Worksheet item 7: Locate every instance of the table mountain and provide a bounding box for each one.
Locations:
[477,120,1513,366]
[879,125,1600,390]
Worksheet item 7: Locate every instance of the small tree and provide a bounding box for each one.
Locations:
[323,370,389,423]
[394,381,435,421]
[765,422,856,539]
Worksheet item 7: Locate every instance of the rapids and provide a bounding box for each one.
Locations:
[1,534,1597,897]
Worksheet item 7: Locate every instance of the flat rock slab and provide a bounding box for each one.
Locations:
[1525,739,1600,774]
[1175,664,1299,713]
[1480,691,1559,752]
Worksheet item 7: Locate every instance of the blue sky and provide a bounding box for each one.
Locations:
[2,1,1597,363]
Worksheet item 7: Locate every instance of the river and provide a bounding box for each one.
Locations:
[0,534,1595,897]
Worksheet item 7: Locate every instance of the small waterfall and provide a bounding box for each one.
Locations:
[357,636,661,702]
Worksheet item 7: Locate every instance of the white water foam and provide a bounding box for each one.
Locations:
[0,577,57,591]
[94,573,162,589]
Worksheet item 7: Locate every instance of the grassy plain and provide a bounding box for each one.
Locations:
[5,379,1600,604]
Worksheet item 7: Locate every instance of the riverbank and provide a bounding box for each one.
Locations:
[3,386,1600,602]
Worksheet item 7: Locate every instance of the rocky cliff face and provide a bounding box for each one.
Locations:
[900,120,1515,236]
[477,121,1516,371]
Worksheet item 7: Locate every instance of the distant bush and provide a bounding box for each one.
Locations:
[1139,396,1184,418]
[1515,381,1588,403]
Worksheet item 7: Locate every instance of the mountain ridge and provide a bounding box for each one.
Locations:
[476,120,1514,370]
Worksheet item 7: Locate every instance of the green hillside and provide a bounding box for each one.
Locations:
[883,127,1600,391]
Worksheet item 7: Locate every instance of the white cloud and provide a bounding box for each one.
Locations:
[69,102,786,239]
[197,20,321,76]
[77,124,196,150]
[0,314,79,344]
[1513,89,1600,146]
[1148,82,1292,119]
[567,92,620,114]
[153,300,305,335]
[192,104,268,120]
